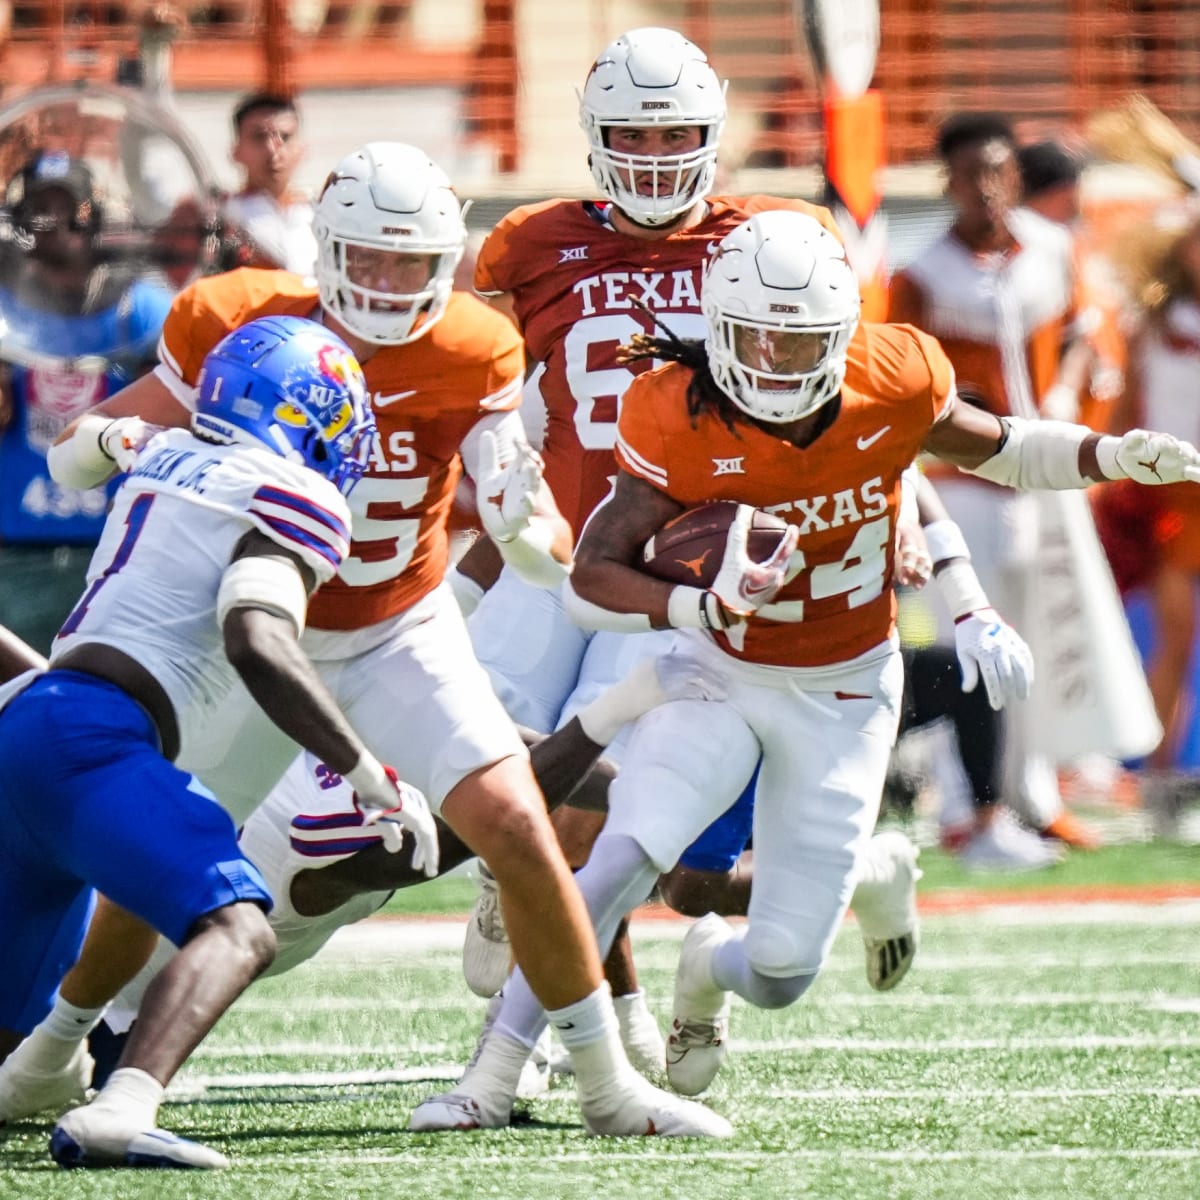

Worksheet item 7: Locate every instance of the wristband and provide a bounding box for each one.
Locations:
[667,585,707,629]
[922,519,971,567]
[45,414,120,489]
[667,586,732,630]
[1094,436,1125,481]
[934,560,991,621]
[700,591,733,630]
[346,754,389,799]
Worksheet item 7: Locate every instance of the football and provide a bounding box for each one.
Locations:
[641,501,791,588]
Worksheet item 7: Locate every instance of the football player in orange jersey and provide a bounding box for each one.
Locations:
[456,27,923,1047]
[410,209,1200,1119]
[33,142,731,1140]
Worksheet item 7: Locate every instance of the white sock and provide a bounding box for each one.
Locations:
[547,981,613,1049]
[10,998,107,1073]
[551,984,634,1099]
[462,1029,528,1098]
[90,1067,164,1127]
[45,996,107,1043]
[612,989,656,1035]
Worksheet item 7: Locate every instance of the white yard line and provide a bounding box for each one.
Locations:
[241,1148,1200,1167]
[229,990,1200,1013]
[169,1067,1200,1103]
[310,902,1200,967]
[184,1031,1200,1065]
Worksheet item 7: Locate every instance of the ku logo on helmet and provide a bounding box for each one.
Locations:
[273,341,365,438]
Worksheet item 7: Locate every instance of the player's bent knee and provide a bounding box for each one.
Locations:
[742,967,815,1009]
[744,918,824,982]
[186,901,277,974]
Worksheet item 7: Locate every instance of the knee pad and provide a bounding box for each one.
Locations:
[744,917,822,979]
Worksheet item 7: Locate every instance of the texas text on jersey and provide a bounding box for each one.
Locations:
[614,322,955,667]
[475,196,842,535]
[156,267,524,628]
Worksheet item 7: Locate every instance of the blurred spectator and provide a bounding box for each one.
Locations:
[0,151,172,653]
[222,92,316,276]
[1018,139,1085,226]
[888,112,1100,864]
[1107,208,1200,785]
[1018,138,1126,433]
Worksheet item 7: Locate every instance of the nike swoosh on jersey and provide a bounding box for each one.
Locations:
[856,426,892,450]
[373,389,418,406]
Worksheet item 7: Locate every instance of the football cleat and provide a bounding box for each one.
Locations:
[51,1106,229,1169]
[409,1012,521,1131]
[960,810,1063,871]
[614,990,666,1080]
[462,861,511,999]
[665,914,733,1096]
[864,934,918,993]
[1039,811,1101,850]
[579,1075,733,1138]
[408,1089,510,1132]
[851,830,923,992]
[0,1040,93,1124]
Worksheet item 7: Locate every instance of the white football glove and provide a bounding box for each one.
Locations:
[100,417,162,473]
[708,504,799,621]
[1103,429,1200,485]
[347,757,440,877]
[954,609,1035,711]
[475,429,544,543]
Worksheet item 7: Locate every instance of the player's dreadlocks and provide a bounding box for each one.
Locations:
[617,300,745,434]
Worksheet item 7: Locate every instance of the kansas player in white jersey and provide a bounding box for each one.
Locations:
[0,315,439,1170]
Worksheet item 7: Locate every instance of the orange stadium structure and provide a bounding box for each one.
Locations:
[0,1,1196,179]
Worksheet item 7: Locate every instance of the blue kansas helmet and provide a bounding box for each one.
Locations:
[193,315,375,494]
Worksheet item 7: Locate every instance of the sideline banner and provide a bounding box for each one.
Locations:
[1026,489,1162,762]
[799,0,888,321]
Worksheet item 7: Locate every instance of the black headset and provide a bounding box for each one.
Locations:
[5,158,103,238]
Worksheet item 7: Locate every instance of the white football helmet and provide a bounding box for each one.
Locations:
[578,27,727,228]
[313,142,468,346]
[702,211,860,424]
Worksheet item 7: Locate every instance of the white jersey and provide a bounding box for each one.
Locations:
[50,428,351,764]
[1140,299,1200,444]
[237,751,391,975]
[223,192,318,277]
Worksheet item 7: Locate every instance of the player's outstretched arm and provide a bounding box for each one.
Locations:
[221,532,439,876]
[926,392,1200,489]
[46,372,188,490]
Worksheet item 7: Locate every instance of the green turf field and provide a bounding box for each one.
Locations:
[3,844,1199,1199]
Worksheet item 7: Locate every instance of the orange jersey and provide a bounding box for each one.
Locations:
[615,323,954,668]
[159,268,524,629]
[475,195,842,535]
[887,208,1075,421]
